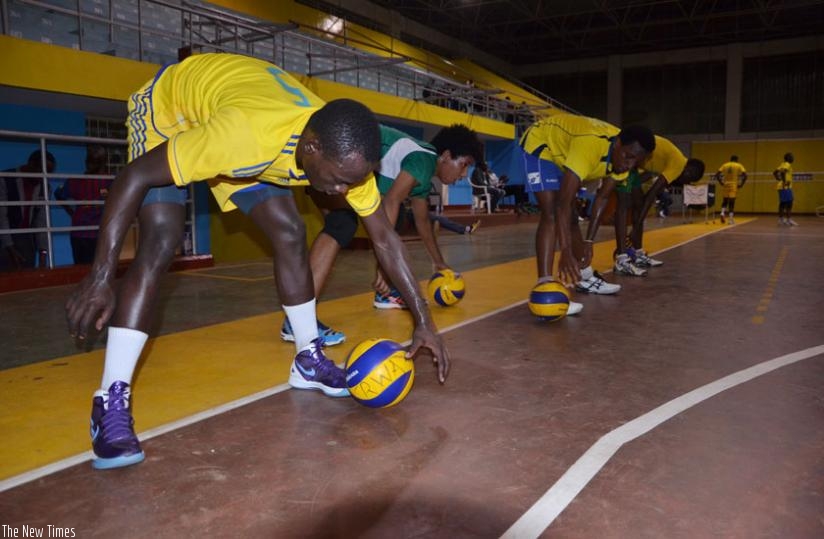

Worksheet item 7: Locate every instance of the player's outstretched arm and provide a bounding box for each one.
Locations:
[638,175,666,223]
[557,168,583,284]
[66,144,174,342]
[409,196,448,271]
[361,208,450,383]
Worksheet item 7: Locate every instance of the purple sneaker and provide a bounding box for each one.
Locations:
[90,381,145,470]
[288,338,350,397]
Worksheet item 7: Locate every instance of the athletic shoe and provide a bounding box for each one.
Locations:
[658,210,666,218]
[281,318,345,347]
[614,254,647,276]
[576,271,621,295]
[567,301,583,316]
[468,220,481,234]
[728,217,735,225]
[634,249,663,268]
[778,219,787,226]
[90,381,145,470]
[719,213,726,224]
[373,288,408,309]
[288,338,349,397]
[788,219,799,227]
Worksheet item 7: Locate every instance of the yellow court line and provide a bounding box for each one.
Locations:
[0,221,738,481]
[177,271,272,282]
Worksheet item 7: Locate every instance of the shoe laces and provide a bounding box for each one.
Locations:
[301,339,345,384]
[101,382,135,444]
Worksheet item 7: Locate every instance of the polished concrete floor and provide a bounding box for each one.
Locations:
[0,214,822,538]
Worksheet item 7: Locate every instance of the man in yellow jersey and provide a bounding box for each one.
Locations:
[519,113,654,310]
[714,155,747,224]
[774,152,798,226]
[613,136,704,270]
[65,53,450,470]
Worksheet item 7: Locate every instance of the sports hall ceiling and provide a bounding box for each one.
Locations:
[303,0,824,66]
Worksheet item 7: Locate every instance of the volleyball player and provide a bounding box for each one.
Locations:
[714,155,747,224]
[66,53,450,470]
[518,113,655,310]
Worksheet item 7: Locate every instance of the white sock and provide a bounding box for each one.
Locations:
[99,327,148,393]
[537,275,554,284]
[579,266,594,281]
[283,299,319,351]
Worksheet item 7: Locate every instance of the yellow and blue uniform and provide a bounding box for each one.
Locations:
[775,160,793,203]
[127,53,380,216]
[518,113,628,191]
[718,161,746,198]
[641,136,687,185]
[617,136,687,194]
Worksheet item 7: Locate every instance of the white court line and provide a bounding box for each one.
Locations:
[0,384,290,493]
[0,224,731,492]
[501,344,824,539]
[0,303,527,493]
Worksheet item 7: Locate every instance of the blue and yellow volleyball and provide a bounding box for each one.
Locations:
[427,269,466,306]
[345,339,415,408]
[528,281,570,321]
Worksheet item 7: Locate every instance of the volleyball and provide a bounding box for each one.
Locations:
[427,269,466,306]
[345,339,415,408]
[528,281,570,321]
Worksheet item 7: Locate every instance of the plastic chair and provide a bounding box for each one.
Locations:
[468,176,492,214]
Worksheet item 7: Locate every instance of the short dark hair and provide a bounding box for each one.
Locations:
[684,158,705,182]
[618,125,656,153]
[27,150,56,168]
[730,155,739,162]
[784,152,793,161]
[430,124,484,163]
[306,99,381,163]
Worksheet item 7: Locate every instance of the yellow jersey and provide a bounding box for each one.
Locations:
[519,113,629,182]
[639,136,687,184]
[130,53,379,215]
[717,161,746,197]
[775,161,793,190]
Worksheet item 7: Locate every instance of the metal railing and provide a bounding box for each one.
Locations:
[2,0,564,124]
[0,129,196,269]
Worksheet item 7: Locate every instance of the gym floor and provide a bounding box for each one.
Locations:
[1,214,822,538]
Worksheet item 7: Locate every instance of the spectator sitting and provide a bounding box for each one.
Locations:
[471,162,506,212]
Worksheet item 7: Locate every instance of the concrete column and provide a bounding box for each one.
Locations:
[607,55,623,125]
[725,43,743,139]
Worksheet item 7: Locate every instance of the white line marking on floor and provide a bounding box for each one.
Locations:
[0,224,738,491]
[500,344,824,539]
[0,384,290,493]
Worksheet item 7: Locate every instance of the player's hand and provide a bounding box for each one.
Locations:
[407,326,450,384]
[66,273,116,343]
[558,248,581,285]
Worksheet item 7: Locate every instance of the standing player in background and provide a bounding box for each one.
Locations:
[518,113,655,309]
[66,53,450,471]
[774,152,798,226]
[714,155,747,225]
[285,123,482,346]
[584,136,703,275]
[55,145,112,264]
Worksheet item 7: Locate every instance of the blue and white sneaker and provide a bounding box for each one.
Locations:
[90,381,145,470]
[281,318,345,347]
[288,338,350,397]
[373,288,408,309]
